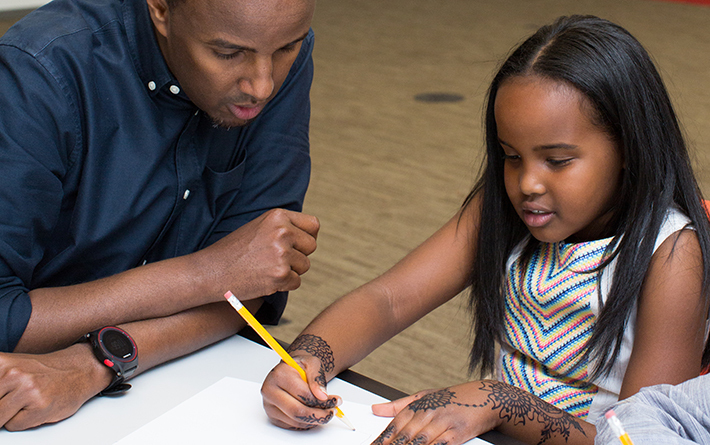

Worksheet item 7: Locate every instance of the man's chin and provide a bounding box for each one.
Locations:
[207,113,252,129]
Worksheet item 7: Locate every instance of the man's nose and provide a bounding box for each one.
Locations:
[239,56,275,102]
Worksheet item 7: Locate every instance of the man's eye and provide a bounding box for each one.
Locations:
[214,50,243,60]
[279,44,298,53]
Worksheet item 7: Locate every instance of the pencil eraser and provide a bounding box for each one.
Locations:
[224,291,234,299]
[605,409,616,419]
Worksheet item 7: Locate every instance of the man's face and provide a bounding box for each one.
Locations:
[149,0,314,127]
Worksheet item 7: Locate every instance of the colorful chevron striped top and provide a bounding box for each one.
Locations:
[498,207,690,421]
[500,238,611,419]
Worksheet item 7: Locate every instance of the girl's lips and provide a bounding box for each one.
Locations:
[227,103,264,121]
[522,209,554,228]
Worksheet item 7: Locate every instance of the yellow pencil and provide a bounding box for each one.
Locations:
[604,409,634,445]
[224,291,355,430]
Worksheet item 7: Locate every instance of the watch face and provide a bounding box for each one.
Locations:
[101,329,135,361]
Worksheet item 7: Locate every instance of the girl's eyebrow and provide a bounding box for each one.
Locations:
[535,143,579,150]
[498,138,578,151]
[498,138,513,149]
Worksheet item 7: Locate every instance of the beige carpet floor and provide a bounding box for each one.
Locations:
[2,0,710,395]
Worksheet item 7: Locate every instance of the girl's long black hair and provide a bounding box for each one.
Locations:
[465,15,710,378]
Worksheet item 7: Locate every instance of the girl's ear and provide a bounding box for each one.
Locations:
[145,0,170,38]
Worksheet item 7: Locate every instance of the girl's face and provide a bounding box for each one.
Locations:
[495,76,624,243]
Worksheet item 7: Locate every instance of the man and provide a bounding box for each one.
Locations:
[0,0,317,431]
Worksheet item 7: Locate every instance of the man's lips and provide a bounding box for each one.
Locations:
[227,103,265,121]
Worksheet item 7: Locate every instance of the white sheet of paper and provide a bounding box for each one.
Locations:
[114,377,492,445]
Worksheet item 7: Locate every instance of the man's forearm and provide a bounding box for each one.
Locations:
[119,299,261,374]
[16,208,317,354]
[16,253,222,353]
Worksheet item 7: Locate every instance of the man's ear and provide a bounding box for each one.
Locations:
[145,0,170,37]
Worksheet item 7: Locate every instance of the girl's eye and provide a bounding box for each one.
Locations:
[547,158,573,167]
[502,154,520,161]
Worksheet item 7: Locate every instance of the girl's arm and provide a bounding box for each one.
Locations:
[261,197,482,429]
[620,227,707,396]
[366,227,708,445]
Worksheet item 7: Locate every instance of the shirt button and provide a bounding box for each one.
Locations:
[183,189,191,200]
[148,81,156,91]
[170,85,181,95]
[142,259,147,266]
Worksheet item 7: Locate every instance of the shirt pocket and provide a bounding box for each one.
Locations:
[202,147,248,221]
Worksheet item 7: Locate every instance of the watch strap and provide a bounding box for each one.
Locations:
[98,381,132,396]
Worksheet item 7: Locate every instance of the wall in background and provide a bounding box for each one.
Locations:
[0,0,46,12]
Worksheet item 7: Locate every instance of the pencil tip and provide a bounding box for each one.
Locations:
[343,416,355,431]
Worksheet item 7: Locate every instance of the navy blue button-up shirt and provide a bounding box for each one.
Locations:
[0,0,313,351]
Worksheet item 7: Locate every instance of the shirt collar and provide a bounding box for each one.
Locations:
[122,0,180,98]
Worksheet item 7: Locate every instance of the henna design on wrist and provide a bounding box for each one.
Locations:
[406,382,585,444]
[288,334,335,387]
[478,381,585,443]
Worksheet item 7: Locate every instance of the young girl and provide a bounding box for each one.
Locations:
[261,15,710,445]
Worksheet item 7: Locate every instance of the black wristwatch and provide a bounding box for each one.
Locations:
[83,326,138,396]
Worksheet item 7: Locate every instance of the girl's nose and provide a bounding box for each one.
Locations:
[519,166,546,196]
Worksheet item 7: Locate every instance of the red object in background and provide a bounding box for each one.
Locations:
[651,0,710,5]
[701,200,710,375]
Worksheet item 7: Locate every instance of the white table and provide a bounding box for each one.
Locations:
[0,333,520,444]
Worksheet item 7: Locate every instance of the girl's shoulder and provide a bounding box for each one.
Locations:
[653,206,692,253]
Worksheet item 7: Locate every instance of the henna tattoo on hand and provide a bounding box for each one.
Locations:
[408,388,477,412]
[295,410,334,425]
[409,435,427,445]
[372,424,395,445]
[288,334,335,387]
[477,381,585,444]
[406,382,585,444]
[391,435,410,445]
[297,394,338,409]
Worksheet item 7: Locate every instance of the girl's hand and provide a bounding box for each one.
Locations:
[370,380,593,445]
[261,354,342,430]
[370,381,501,445]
